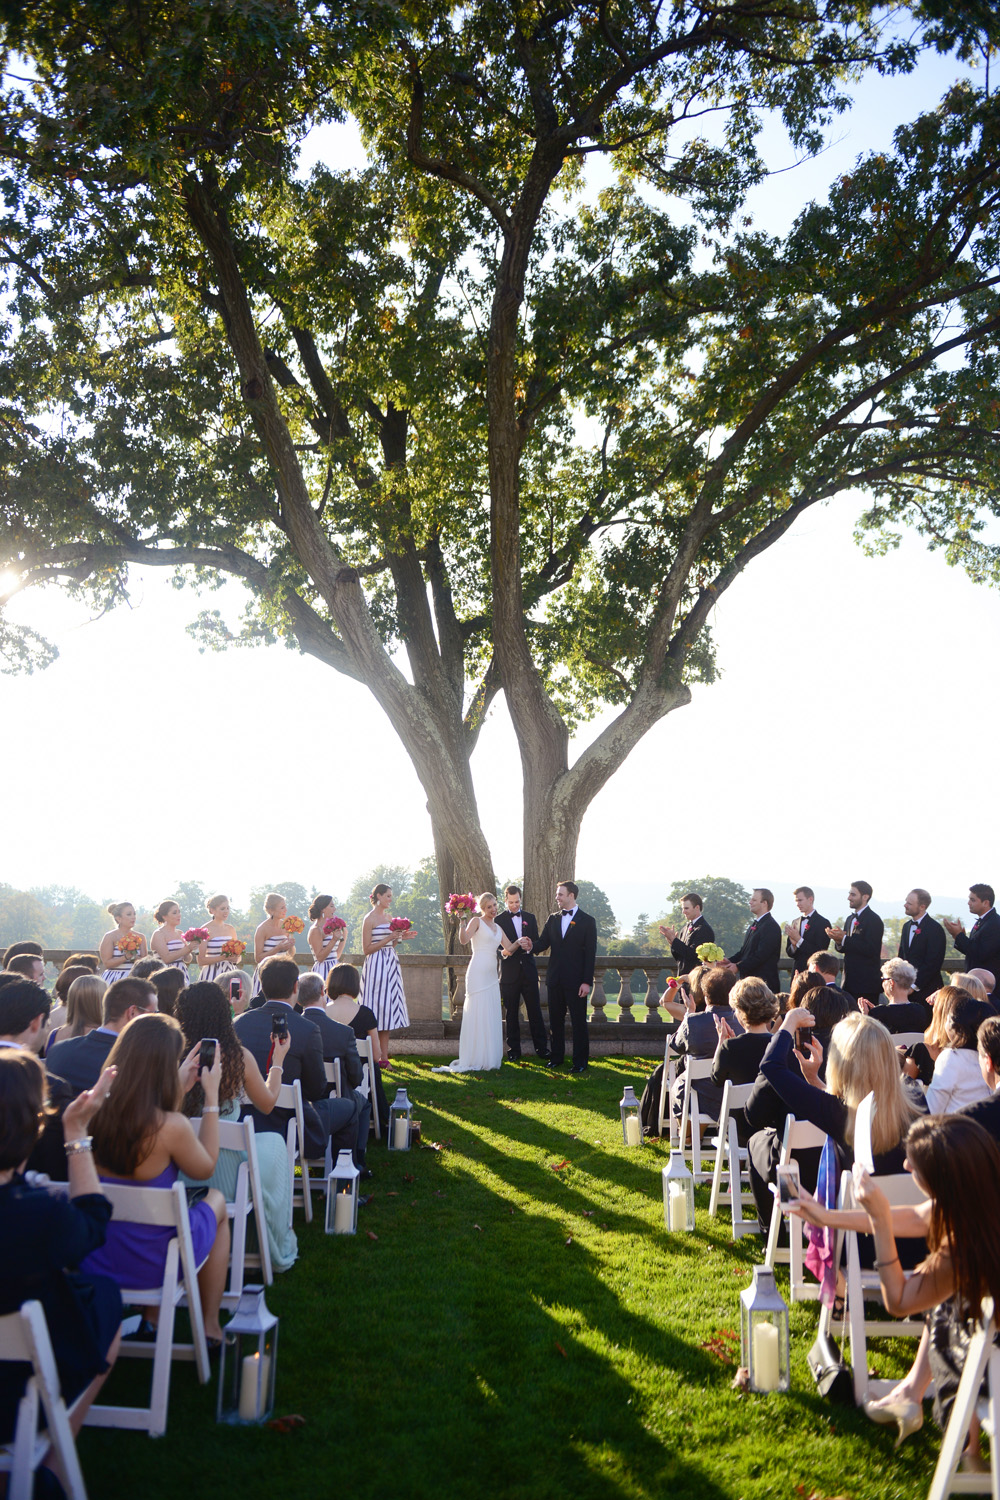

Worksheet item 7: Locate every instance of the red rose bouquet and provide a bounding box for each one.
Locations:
[324,917,347,934]
[388,917,412,933]
[183,927,210,943]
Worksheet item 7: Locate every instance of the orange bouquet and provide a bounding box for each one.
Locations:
[282,915,305,935]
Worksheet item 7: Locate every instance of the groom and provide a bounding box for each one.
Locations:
[533,881,598,1073]
[495,885,549,1062]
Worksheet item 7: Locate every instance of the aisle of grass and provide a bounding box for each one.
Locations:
[79,1057,938,1499]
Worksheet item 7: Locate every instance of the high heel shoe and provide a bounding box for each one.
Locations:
[863,1396,923,1448]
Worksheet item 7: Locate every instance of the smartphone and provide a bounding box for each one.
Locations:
[777,1163,801,1209]
[795,1028,812,1054]
[271,1012,289,1042]
[229,976,242,1006]
[199,1037,217,1072]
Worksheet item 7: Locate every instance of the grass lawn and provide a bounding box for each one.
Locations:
[78,1057,939,1500]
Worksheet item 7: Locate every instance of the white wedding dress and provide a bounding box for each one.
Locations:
[433,917,504,1073]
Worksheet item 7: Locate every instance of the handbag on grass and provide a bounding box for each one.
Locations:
[804,1135,853,1402]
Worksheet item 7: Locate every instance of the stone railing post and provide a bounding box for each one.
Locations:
[642,966,663,1023]
[616,962,636,1023]
[590,965,607,1024]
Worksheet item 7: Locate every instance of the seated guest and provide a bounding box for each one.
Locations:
[670,966,742,1120]
[47,977,157,1093]
[0,1052,122,1453]
[151,965,188,1019]
[711,978,778,1143]
[905,984,967,1089]
[130,955,167,981]
[176,982,298,1273]
[48,964,98,1032]
[62,953,99,974]
[807,949,857,1006]
[898,888,946,1003]
[298,972,370,1174]
[862,958,932,1034]
[45,974,107,1054]
[2,941,43,969]
[0,980,50,1055]
[81,1013,229,1345]
[748,1010,925,1237]
[961,1015,1000,1141]
[234,955,360,1160]
[727,889,781,991]
[326,963,388,1133]
[924,993,993,1114]
[966,967,996,1008]
[6,952,47,988]
[953,972,989,1004]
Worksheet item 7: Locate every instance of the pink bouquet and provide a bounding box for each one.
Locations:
[445,892,477,916]
[282,915,305,935]
[324,917,347,934]
[389,917,412,932]
[118,933,142,958]
[183,927,210,943]
[220,938,247,963]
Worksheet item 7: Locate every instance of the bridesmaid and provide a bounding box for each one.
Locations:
[98,902,147,984]
[307,895,347,982]
[250,893,298,999]
[197,894,239,985]
[360,883,416,1067]
[150,900,198,974]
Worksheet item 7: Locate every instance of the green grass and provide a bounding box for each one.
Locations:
[78,1058,939,1500]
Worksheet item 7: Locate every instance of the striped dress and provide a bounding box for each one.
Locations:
[359,924,410,1030]
[101,944,134,985]
[199,934,236,987]
[251,934,289,998]
[311,926,346,983]
[164,938,191,975]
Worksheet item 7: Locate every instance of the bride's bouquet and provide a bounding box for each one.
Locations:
[220,938,247,963]
[183,927,210,943]
[282,915,305,935]
[324,916,347,934]
[695,942,726,963]
[389,917,412,933]
[445,892,477,917]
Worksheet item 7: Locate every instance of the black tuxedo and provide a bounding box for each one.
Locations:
[495,909,548,1058]
[898,914,946,1003]
[45,1028,117,1094]
[670,915,715,975]
[235,1000,357,1159]
[955,908,1000,994]
[727,911,781,992]
[533,907,598,1069]
[785,910,831,974]
[836,906,884,1001]
[301,1007,370,1164]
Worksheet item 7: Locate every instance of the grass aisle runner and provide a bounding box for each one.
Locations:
[80,1058,938,1499]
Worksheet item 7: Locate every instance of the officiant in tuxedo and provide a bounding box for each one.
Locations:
[532,881,598,1073]
[659,893,714,975]
[496,885,549,1061]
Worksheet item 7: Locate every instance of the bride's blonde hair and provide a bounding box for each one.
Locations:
[478,892,497,910]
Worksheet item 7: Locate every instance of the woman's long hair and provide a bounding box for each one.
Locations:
[91,1013,183,1176]
[826,1013,920,1155]
[174,982,245,1116]
[907,1115,1000,1318]
[924,985,963,1049]
[63,975,106,1038]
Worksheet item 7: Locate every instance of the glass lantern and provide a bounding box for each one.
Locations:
[325,1148,359,1235]
[661,1149,695,1232]
[619,1085,643,1146]
[217,1286,278,1424]
[740,1266,791,1393]
[388,1088,413,1151]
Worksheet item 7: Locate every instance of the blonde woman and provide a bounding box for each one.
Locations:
[433,893,521,1074]
[98,902,147,984]
[197,894,239,986]
[150,900,198,973]
[250,893,297,999]
[45,974,107,1054]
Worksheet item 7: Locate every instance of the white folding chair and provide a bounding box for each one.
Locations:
[832,1171,929,1406]
[887,1032,927,1050]
[708,1080,759,1238]
[676,1057,717,1181]
[764,1114,829,1302]
[928,1297,999,1500]
[190,1115,273,1301]
[324,1059,343,1097]
[657,1036,682,1143]
[356,1034,382,1140]
[84,1180,210,1437]
[276,1080,313,1225]
[0,1301,88,1500]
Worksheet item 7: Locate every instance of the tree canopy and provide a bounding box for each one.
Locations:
[1,0,999,916]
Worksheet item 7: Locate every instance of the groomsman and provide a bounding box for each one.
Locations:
[495,885,549,1061]
[827,881,883,1002]
[659,892,714,975]
[944,884,1000,992]
[784,886,831,974]
[898,888,946,1003]
[727,889,781,992]
[533,881,598,1073]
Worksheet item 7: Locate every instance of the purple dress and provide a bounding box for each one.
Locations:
[81,1163,217,1290]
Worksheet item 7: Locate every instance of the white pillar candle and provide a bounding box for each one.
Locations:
[237,1351,271,1420]
[668,1185,687,1231]
[752,1321,780,1392]
[393,1116,409,1150]
[624,1116,641,1147]
[333,1191,353,1233]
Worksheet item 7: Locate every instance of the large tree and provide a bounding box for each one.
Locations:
[1,0,999,921]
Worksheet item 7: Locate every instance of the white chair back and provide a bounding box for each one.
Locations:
[763,1114,828,1300]
[190,1114,273,1298]
[708,1081,758,1238]
[356,1034,381,1139]
[927,1297,999,1500]
[658,1036,682,1143]
[677,1057,716,1181]
[276,1079,313,1224]
[0,1301,88,1500]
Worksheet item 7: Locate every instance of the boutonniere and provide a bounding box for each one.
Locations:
[569,921,576,928]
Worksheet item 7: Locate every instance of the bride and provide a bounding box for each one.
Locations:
[434,893,524,1073]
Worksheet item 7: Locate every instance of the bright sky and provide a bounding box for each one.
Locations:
[2,42,994,928]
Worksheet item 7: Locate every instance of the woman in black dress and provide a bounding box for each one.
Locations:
[0,1051,122,1460]
[326,963,388,1132]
